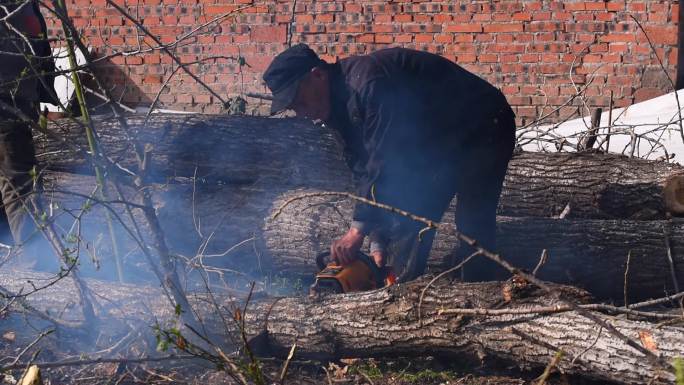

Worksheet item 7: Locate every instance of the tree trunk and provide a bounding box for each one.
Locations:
[241,278,681,385]
[43,171,684,302]
[263,189,684,302]
[1,269,680,385]
[38,114,682,220]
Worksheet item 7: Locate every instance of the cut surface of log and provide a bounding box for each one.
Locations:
[0,269,680,385]
[38,114,683,220]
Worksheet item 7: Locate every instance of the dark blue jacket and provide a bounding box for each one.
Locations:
[324,48,515,232]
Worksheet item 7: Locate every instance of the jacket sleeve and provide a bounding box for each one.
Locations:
[351,79,418,233]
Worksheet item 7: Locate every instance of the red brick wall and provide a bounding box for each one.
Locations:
[44,1,679,125]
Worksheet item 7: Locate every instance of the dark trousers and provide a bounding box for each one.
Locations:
[391,104,515,282]
[0,111,41,246]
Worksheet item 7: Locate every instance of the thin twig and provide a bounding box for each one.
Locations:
[417,251,481,324]
[9,329,54,367]
[572,326,602,365]
[437,302,681,320]
[279,343,297,385]
[532,249,548,276]
[624,250,632,307]
[663,221,680,293]
[536,350,564,385]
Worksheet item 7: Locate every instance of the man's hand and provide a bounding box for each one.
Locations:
[370,250,385,268]
[331,227,365,266]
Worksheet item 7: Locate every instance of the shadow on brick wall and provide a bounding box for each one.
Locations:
[85,55,152,115]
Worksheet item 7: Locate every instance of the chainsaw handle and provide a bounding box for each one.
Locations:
[315,251,385,287]
[315,251,332,270]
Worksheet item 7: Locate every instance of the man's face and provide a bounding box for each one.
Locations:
[289,67,331,121]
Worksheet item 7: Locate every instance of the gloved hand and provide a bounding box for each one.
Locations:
[330,227,364,266]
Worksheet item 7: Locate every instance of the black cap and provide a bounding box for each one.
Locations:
[263,44,324,115]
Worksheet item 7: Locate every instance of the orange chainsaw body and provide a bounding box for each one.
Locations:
[310,252,395,295]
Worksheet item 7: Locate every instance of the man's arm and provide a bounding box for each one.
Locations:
[331,79,415,266]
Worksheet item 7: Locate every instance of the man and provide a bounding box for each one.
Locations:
[0,0,56,259]
[263,44,515,281]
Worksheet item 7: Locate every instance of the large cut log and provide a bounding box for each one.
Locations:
[37,114,683,220]
[0,269,681,385]
[41,172,684,301]
[263,190,684,302]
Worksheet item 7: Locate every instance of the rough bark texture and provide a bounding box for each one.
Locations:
[263,190,684,302]
[35,114,351,188]
[35,114,684,299]
[500,151,681,219]
[242,279,681,385]
[43,172,684,302]
[38,114,683,220]
[0,270,680,385]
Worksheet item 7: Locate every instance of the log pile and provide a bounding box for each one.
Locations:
[4,114,681,384]
[35,114,684,302]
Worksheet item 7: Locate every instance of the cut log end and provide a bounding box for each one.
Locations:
[663,174,684,215]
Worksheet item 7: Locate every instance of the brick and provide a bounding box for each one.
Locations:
[394,34,412,43]
[444,24,483,33]
[634,87,665,103]
[375,34,393,44]
[564,3,586,11]
[394,14,412,23]
[628,3,647,12]
[193,94,212,104]
[435,34,453,43]
[434,14,453,23]
[251,25,287,43]
[483,23,523,33]
[204,4,238,15]
[295,14,314,23]
[512,12,532,21]
[357,34,374,43]
[644,26,678,45]
[345,3,362,13]
[595,12,614,22]
[606,2,625,12]
[500,54,519,63]
[369,24,395,33]
[374,14,391,23]
[125,56,143,65]
[415,34,433,43]
[143,75,162,84]
[456,53,477,63]
[600,33,636,43]
[584,2,606,11]
[478,54,498,63]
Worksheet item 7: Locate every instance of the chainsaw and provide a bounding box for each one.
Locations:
[309,251,396,295]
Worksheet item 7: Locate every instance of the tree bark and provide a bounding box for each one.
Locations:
[263,189,684,302]
[241,278,681,385]
[0,269,680,385]
[42,171,684,302]
[38,114,682,220]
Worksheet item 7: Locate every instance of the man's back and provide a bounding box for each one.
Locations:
[338,48,508,130]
